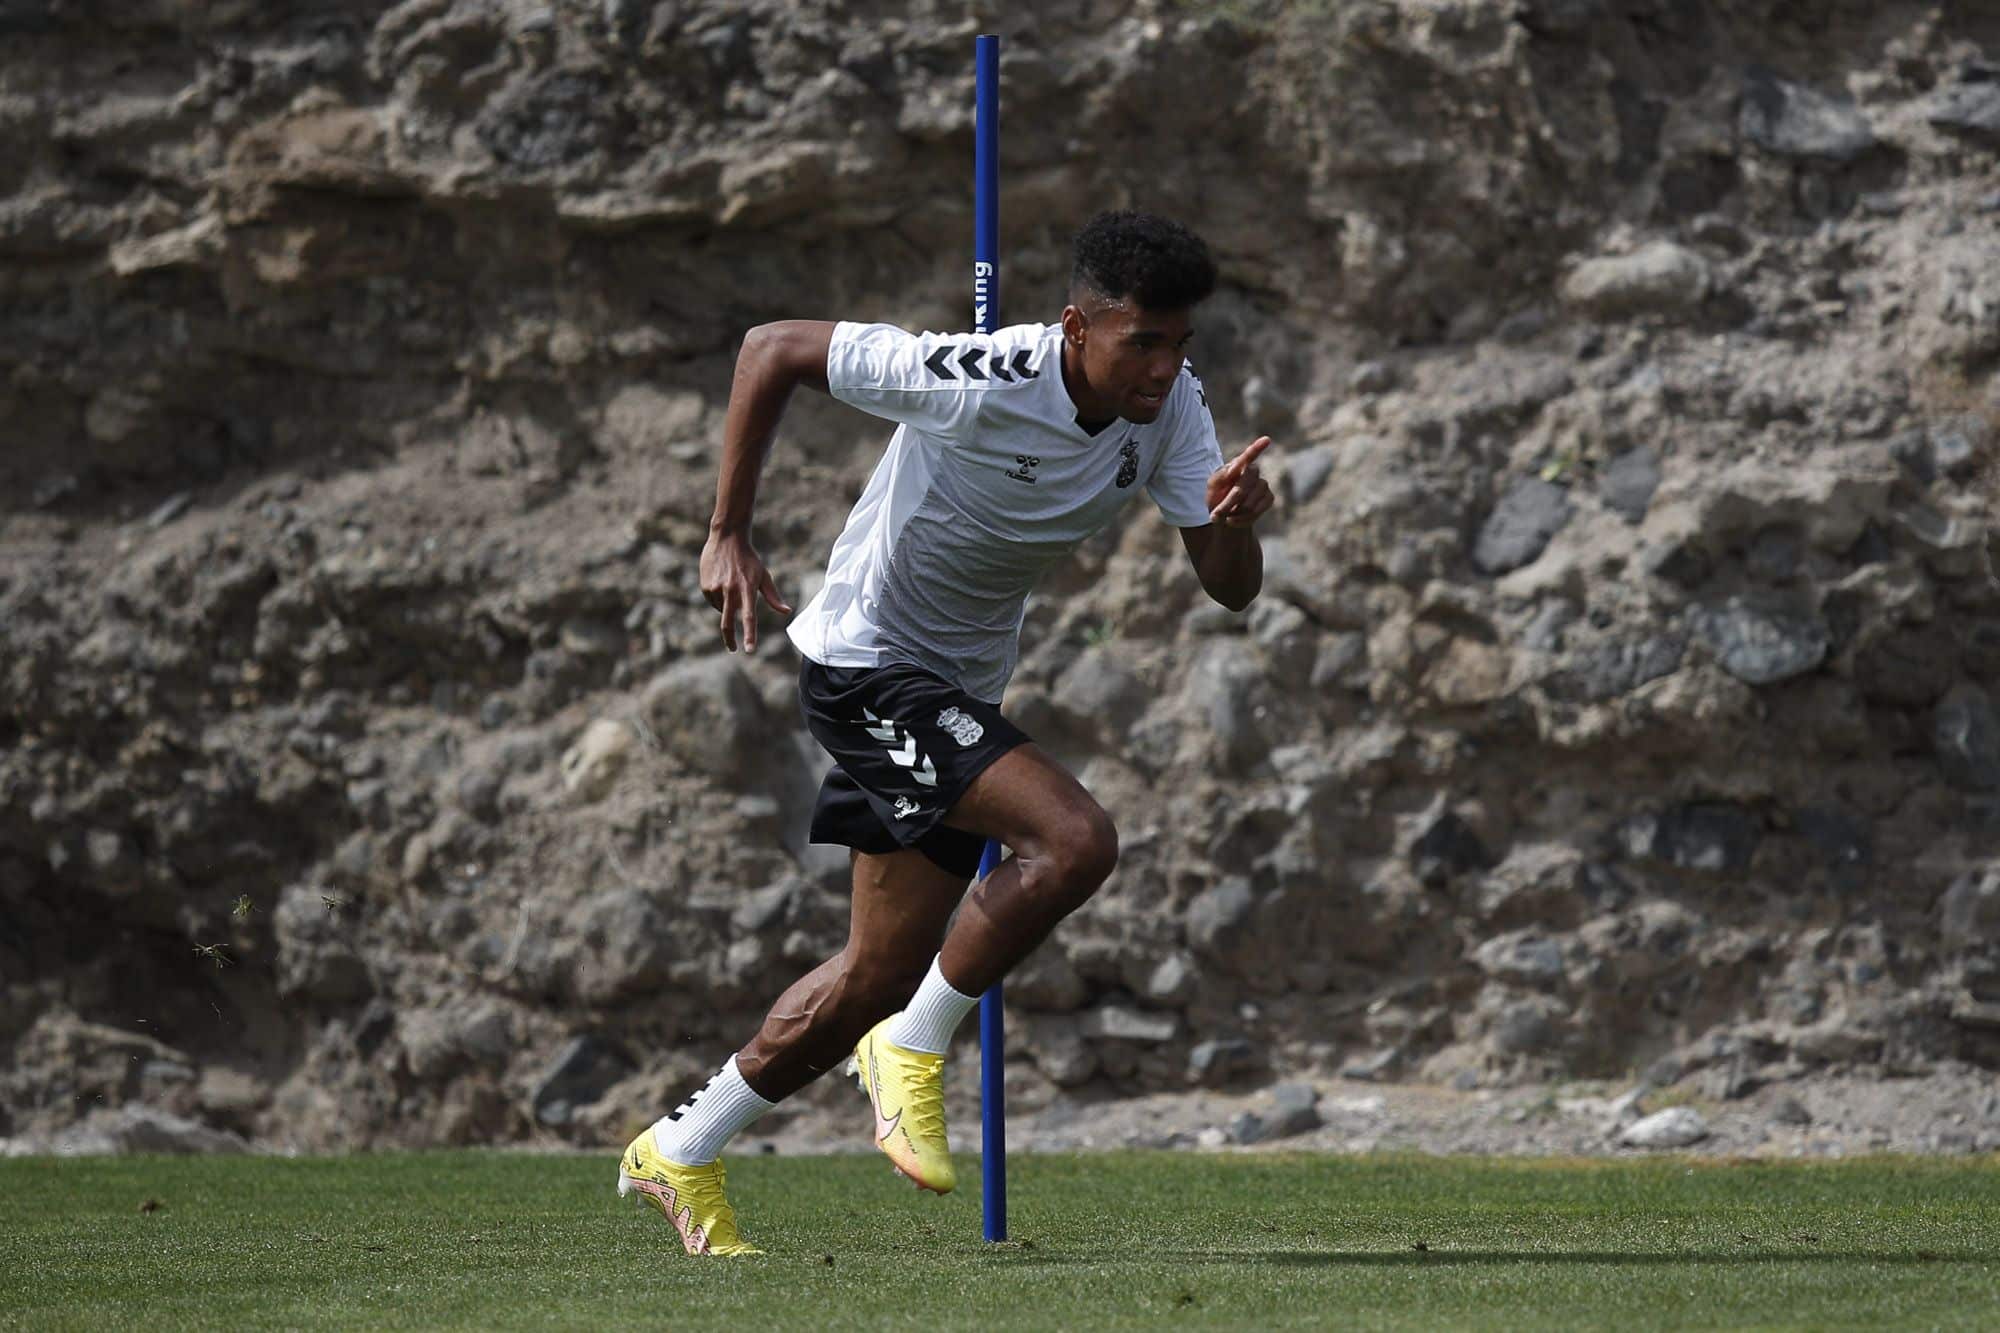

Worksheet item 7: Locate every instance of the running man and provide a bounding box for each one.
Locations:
[618,211,1275,1254]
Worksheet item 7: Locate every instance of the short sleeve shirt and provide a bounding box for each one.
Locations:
[785,321,1223,702]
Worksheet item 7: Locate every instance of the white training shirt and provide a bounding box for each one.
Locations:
[787,320,1224,704]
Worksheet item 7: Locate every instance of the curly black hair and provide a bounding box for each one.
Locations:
[1070,210,1217,311]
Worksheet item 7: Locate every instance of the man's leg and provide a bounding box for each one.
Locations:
[620,847,964,1253]
[735,848,967,1100]
[843,743,1117,1190]
[935,743,1118,993]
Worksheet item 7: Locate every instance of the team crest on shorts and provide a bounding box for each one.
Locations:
[893,796,922,820]
[1115,438,1139,488]
[936,707,985,747]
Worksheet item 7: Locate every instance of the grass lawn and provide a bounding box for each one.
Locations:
[3,1151,1998,1330]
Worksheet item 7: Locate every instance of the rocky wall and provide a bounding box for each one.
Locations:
[3,0,2000,1150]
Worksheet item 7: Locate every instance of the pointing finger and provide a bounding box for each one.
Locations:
[1224,436,1271,479]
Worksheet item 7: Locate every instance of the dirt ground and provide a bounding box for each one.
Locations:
[746,1068,2000,1161]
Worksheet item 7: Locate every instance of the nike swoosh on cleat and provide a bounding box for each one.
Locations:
[866,1041,903,1145]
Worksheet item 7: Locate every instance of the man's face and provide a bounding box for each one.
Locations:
[1064,298,1194,425]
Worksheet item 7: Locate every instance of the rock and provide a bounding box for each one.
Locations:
[1025,1017,1098,1087]
[1927,82,2000,147]
[1935,686,2000,792]
[1079,1004,1180,1045]
[730,877,802,934]
[566,890,674,1005]
[1854,627,1955,707]
[1186,877,1256,956]
[1261,1082,1324,1139]
[1517,0,1605,34]
[1142,952,1199,1007]
[1794,806,1871,877]
[1693,599,1828,685]
[1227,1111,1269,1144]
[1474,932,1568,987]
[1619,1106,1711,1148]
[1189,640,1271,773]
[1349,360,1398,395]
[1599,447,1660,523]
[1240,375,1295,434]
[1341,1048,1401,1082]
[1473,477,1574,574]
[1248,599,1315,678]
[1739,67,1877,162]
[274,884,373,1002]
[1618,802,1761,872]
[1282,445,1336,506]
[1939,870,2000,953]
[529,1035,632,1128]
[456,767,504,822]
[1006,942,1090,1013]
[1488,997,1565,1055]
[1310,632,1369,691]
[1745,526,1804,583]
[1769,1095,1812,1126]
[642,656,767,785]
[1410,806,1492,887]
[48,1107,252,1157]
[1188,1037,1261,1086]
[1054,646,1150,740]
[1560,242,1709,320]
[1555,631,1686,702]
[560,617,625,658]
[145,491,194,528]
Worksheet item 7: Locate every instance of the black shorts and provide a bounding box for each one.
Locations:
[799,659,1029,880]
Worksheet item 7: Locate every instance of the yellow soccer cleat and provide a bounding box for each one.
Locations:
[850,1019,956,1194]
[616,1127,763,1256]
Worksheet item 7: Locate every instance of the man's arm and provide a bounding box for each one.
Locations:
[1179,435,1275,612]
[700,320,835,652]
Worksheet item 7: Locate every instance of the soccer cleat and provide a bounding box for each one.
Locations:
[616,1127,762,1256]
[850,1018,956,1194]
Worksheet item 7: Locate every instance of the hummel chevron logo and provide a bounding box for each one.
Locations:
[889,733,938,787]
[920,344,1040,382]
[862,709,937,786]
[861,708,899,743]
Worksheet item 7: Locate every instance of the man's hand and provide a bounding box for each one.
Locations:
[1206,436,1275,527]
[700,529,793,653]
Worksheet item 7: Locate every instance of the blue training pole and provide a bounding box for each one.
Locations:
[973,32,1007,1246]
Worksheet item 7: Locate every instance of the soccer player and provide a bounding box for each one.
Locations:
[618,211,1275,1254]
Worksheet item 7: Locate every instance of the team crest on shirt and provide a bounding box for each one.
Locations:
[936,707,985,747]
[1115,438,1139,488]
[893,796,922,820]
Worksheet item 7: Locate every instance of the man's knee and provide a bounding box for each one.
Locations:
[1037,802,1118,907]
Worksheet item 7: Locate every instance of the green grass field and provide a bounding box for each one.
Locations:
[4,1151,1998,1330]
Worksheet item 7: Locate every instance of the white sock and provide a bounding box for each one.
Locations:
[650,1056,774,1166]
[886,956,980,1055]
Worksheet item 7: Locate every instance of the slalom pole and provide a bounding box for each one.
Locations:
[972,31,1007,1246]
